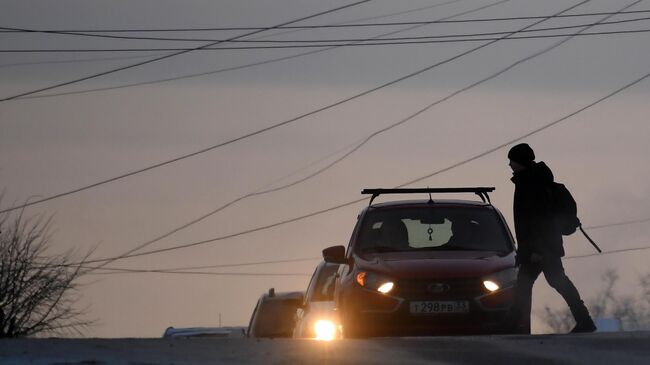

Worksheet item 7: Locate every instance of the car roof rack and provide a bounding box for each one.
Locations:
[361,187,495,206]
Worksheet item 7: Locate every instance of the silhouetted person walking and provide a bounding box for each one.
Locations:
[505,143,596,333]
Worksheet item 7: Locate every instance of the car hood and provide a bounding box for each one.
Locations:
[354,250,515,279]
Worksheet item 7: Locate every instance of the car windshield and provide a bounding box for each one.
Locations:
[357,206,511,254]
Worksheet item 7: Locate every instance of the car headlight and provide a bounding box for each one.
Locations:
[314,320,337,341]
[483,267,518,292]
[483,280,500,292]
[356,271,395,294]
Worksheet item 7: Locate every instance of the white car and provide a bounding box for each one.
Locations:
[162,327,246,338]
[293,261,340,340]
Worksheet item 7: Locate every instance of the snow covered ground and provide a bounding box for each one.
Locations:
[1,331,649,365]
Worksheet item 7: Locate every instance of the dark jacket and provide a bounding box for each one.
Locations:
[511,161,564,262]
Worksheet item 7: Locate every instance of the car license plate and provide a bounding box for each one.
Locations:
[410,301,469,314]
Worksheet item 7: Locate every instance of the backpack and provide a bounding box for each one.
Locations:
[548,182,580,235]
[549,182,602,253]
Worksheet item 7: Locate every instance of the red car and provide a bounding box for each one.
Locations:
[323,188,521,337]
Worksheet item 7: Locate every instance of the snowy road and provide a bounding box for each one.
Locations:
[2,331,649,365]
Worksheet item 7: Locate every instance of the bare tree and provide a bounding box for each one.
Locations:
[541,304,575,334]
[0,204,93,337]
[539,269,650,333]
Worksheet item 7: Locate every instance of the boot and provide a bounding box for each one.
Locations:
[568,300,596,333]
[570,311,596,333]
[570,319,596,333]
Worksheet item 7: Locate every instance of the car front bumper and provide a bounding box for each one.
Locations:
[340,285,516,336]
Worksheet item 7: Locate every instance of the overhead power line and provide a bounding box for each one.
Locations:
[88,269,311,277]
[83,140,365,271]
[85,256,322,276]
[0,0,511,214]
[79,64,650,265]
[82,0,518,272]
[87,244,650,277]
[11,0,644,272]
[81,0,636,269]
[0,53,168,70]
[87,239,650,278]
[3,0,581,218]
[27,216,650,273]
[0,0,372,103]
[0,0,463,70]
[0,0,467,43]
[6,2,647,275]
[2,9,650,33]
[586,217,650,230]
[565,245,650,260]
[7,0,594,272]
[17,1,505,101]
[124,257,321,272]
[6,27,650,52]
[36,256,323,272]
[3,15,650,43]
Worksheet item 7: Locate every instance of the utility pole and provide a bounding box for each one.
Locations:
[219,312,222,328]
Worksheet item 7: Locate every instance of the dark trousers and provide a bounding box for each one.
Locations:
[505,256,591,332]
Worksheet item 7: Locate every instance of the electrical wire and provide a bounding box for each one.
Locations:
[0,0,463,70]
[84,245,650,276]
[77,62,650,265]
[94,213,650,270]
[584,217,650,230]
[565,245,650,260]
[2,9,650,33]
[16,1,505,101]
[0,0,466,43]
[0,0,511,214]
[3,15,650,43]
[83,0,637,270]
[48,2,490,271]
[3,5,648,274]
[87,269,311,277]
[30,256,323,272]
[0,0,372,102]
[252,16,650,42]
[6,27,650,52]
[73,214,650,277]
[6,0,644,270]
[11,1,640,274]
[15,0,596,270]
[18,215,650,273]
[83,256,322,275]
[84,0,568,271]
[0,52,168,70]
[85,139,365,270]
[122,257,321,272]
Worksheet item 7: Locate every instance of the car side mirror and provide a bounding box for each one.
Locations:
[322,245,347,264]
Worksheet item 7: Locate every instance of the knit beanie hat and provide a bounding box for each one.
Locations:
[508,143,535,166]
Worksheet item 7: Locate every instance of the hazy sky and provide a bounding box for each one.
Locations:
[1,0,649,337]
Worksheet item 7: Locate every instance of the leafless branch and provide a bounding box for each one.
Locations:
[538,268,650,333]
[0,196,94,337]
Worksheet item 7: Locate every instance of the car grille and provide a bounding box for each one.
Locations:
[395,278,483,299]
